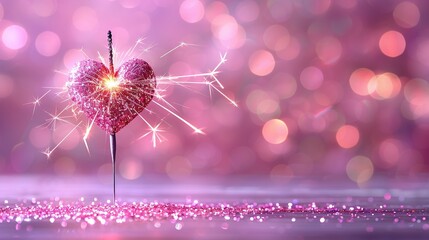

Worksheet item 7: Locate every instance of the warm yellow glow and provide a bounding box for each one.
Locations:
[104,76,120,90]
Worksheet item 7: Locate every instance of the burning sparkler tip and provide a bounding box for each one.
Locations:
[194,129,205,135]
[42,149,52,159]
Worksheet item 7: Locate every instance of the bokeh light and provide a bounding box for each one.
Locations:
[300,66,324,90]
[368,72,401,100]
[166,156,192,180]
[349,68,375,96]
[262,119,289,144]
[234,0,259,23]
[248,50,276,76]
[31,0,57,17]
[119,158,143,180]
[246,90,280,120]
[53,157,76,175]
[271,73,297,99]
[315,36,342,64]
[0,74,14,98]
[393,1,420,28]
[63,48,87,69]
[28,126,51,149]
[378,138,401,168]
[35,31,61,57]
[270,164,294,182]
[180,0,205,23]
[403,78,429,119]
[2,25,28,50]
[379,31,406,58]
[72,6,98,31]
[346,156,374,184]
[263,24,290,51]
[211,14,246,49]
[336,125,360,149]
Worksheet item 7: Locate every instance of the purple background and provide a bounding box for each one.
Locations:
[0,0,428,185]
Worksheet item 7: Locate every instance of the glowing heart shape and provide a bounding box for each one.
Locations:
[67,58,156,133]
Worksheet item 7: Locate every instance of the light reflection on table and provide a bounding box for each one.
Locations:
[0,176,428,239]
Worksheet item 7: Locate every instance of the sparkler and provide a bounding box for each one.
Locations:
[66,31,156,202]
[34,31,236,202]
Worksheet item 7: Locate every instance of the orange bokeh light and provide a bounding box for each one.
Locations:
[368,72,402,100]
[336,125,360,149]
[349,68,375,96]
[248,50,276,76]
[262,119,289,144]
[379,30,406,57]
[346,156,374,184]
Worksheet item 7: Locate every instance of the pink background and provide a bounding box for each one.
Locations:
[0,0,428,184]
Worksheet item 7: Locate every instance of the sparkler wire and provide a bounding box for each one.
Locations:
[108,30,116,202]
[110,133,116,202]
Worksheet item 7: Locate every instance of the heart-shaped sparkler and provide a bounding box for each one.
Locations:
[67,58,156,133]
[66,31,156,201]
[67,44,156,133]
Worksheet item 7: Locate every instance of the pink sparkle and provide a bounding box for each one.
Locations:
[0,198,427,229]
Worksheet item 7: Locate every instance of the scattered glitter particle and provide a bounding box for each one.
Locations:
[175,223,183,230]
[0,197,427,231]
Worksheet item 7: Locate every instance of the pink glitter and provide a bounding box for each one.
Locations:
[0,198,427,228]
[67,58,156,134]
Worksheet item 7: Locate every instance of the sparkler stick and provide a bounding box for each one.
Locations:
[108,30,117,202]
[110,133,117,202]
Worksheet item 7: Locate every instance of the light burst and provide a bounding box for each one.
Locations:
[27,90,51,116]
[31,36,236,160]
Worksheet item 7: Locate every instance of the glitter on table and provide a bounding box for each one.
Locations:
[0,176,428,239]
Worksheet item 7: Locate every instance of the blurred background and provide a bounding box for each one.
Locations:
[0,0,428,185]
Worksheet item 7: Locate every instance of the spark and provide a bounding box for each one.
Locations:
[43,121,82,158]
[98,51,107,67]
[156,53,237,107]
[136,113,166,148]
[54,69,68,76]
[207,80,238,107]
[80,48,91,59]
[155,79,237,107]
[45,107,74,130]
[160,42,198,59]
[83,112,98,155]
[153,88,179,112]
[158,72,220,81]
[27,90,51,116]
[211,52,228,89]
[153,100,204,135]
[314,106,333,119]
[121,37,155,61]
[157,52,228,89]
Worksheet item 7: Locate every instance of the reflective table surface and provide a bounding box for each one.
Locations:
[0,176,428,239]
